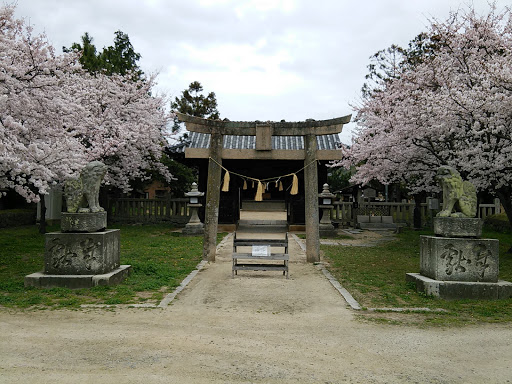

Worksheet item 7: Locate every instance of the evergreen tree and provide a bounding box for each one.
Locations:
[64,30,143,80]
[171,81,220,119]
[64,32,102,73]
[100,31,143,79]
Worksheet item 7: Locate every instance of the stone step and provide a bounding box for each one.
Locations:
[238,218,288,233]
[241,200,286,212]
[238,219,288,226]
[237,224,288,233]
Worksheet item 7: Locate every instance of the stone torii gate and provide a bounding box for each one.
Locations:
[176,112,351,263]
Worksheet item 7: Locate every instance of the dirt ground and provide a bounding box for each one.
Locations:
[1,232,511,383]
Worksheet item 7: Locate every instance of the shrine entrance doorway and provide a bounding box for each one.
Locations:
[200,158,330,229]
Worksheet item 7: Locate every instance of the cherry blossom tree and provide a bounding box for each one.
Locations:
[0,5,173,210]
[72,72,173,192]
[0,5,86,204]
[338,4,512,227]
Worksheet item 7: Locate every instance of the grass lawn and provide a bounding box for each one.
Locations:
[0,224,222,309]
[3,221,511,325]
[322,228,512,326]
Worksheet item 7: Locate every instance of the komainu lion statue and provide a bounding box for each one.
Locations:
[64,161,107,213]
[436,166,477,218]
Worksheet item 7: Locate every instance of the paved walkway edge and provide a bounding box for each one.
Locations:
[289,233,362,311]
[317,265,362,310]
[157,260,208,308]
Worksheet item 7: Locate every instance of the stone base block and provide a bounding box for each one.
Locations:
[319,224,337,238]
[406,273,512,300]
[45,229,120,275]
[61,212,107,233]
[25,265,131,289]
[434,217,482,238]
[420,235,499,282]
[182,223,204,236]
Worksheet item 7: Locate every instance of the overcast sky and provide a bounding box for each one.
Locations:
[12,0,511,143]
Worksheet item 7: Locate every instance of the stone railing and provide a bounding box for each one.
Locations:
[331,199,501,227]
[479,199,502,220]
[331,202,427,227]
[330,202,354,227]
[107,198,190,224]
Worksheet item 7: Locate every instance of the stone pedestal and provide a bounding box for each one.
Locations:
[420,235,499,282]
[182,203,204,236]
[25,265,131,289]
[433,217,482,238]
[44,229,120,275]
[407,217,512,300]
[319,205,336,238]
[405,273,512,300]
[61,212,107,233]
[25,213,130,289]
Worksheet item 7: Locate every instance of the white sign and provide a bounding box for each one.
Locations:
[252,245,270,257]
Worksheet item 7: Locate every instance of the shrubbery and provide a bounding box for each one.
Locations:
[485,213,511,233]
[0,209,36,228]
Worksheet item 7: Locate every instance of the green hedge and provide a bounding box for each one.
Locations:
[0,209,37,228]
[485,213,511,233]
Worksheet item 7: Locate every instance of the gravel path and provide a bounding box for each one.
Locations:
[1,231,511,383]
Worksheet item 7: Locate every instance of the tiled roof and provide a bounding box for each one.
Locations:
[169,132,342,153]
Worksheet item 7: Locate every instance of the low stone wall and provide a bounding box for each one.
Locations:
[107,198,190,225]
[357,215,396,230]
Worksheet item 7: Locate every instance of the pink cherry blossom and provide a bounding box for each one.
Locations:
[0,5,173,202]
[335,4,512,224]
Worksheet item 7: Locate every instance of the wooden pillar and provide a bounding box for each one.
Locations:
[304,134,320,263]
[203,131,223,262]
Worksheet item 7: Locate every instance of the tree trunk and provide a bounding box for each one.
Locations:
[39,193,47,234]
[495,187,512,253]
[496,188,512,226]
[413,192,425,230]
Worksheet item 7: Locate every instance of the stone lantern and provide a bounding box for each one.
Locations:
[318,183,336,237]
[182,182,204,236]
